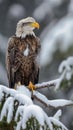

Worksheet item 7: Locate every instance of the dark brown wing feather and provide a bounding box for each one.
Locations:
[6,35,40,88]
[6,37,23,88]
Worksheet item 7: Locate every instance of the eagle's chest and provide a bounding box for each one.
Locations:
[16,37,37,57]
[17,41,30,57]
[20,55,35,77]
[23,45,29,56]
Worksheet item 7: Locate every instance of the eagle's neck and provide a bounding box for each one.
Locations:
[16,29,35,38]
[22,30,35,38]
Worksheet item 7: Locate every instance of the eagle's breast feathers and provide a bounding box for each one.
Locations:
[23,44,29,56]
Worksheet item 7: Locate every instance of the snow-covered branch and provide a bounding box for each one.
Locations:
[33,90,73,108]
[55,56,73,89]
[35,79,57,89]
[0,84,72,130]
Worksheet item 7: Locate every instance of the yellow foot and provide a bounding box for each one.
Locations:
[14,81,21,89]
[28,81,36,91]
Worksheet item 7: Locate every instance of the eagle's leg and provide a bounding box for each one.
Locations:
[28,81,36,100]
[28,81,36,91]
[14,81,21,89]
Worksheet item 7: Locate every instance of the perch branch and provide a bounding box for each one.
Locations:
[35,78,59,90]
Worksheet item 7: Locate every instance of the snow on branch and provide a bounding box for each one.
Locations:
[35,79,57,89]
[15,105,68,130]
[59,56,73,79]
[33,91,73,108]
[0,84,72,130]
[54,109,62,120]
[55,56,73,89]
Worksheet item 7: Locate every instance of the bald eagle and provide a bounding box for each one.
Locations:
[6,17,40,90]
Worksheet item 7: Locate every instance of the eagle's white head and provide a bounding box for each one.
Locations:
[16,17,40,38]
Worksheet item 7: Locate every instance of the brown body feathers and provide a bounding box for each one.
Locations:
[6,35,40,88]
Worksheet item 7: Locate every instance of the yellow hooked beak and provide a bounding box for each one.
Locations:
[31,22,40,29]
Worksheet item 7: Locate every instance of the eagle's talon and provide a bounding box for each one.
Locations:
[28,81,36,91]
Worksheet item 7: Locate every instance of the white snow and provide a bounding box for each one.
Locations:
[16,121,22,130]
[55,69,67,90]
[59,56,73,81]
[16,84,31,97]
[55,56,73,89]
[22,105,45,129]
[54,109,62,120]
[0,97,14,123]
[59,56,73,73]
[14,94,33,105]
[7,97,14,123]
[2,85,33,105]
[0,85,17,97]
[48,99,73,108]
[36,78,58,88]
[15,106,24,122]
[48,117,68,130]
[23,44,29,56]
[0,85,31,97]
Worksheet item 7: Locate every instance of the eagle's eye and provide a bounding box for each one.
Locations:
[22,22,32,27]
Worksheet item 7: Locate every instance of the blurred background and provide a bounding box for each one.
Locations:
[0,0,73,129]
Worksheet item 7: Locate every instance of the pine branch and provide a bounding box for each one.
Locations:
[0,85,71,130]
[32,90,73,109]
